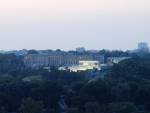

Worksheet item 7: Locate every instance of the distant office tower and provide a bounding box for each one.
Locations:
[138,42,149,52]
[76,47,86,53]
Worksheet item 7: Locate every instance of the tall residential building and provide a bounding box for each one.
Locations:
[138,42,149,52]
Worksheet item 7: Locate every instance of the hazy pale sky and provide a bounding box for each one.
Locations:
[0,0,150,50]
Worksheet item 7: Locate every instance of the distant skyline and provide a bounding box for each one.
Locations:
[0,0,150,51]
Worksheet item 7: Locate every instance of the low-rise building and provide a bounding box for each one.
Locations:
[24,52,104,68]
[107,57,130,65]
[59,60,101,72]
[76,47,86,53]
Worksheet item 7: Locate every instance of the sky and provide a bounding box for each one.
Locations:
[0,0,150,51]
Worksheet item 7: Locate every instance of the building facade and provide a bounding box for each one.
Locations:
[107,57,130,65]
[138,42,149,52]
[65,61,101,72]
[24,52,104,68]
[76,47,86,53]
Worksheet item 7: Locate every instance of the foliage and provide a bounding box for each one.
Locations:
[0,53,150,113]
[19,98,43,113]
[108,102,136,113]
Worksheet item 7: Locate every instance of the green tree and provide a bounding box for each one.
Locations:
[85,102,105,113]
[0,107,6,113]
[28,50,39,54]
[108,102,137,113]
[19,98,43,113]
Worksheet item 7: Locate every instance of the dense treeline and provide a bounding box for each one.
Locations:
[0,53,150,113]
[62,55,150,113]
[0,54,24,74]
